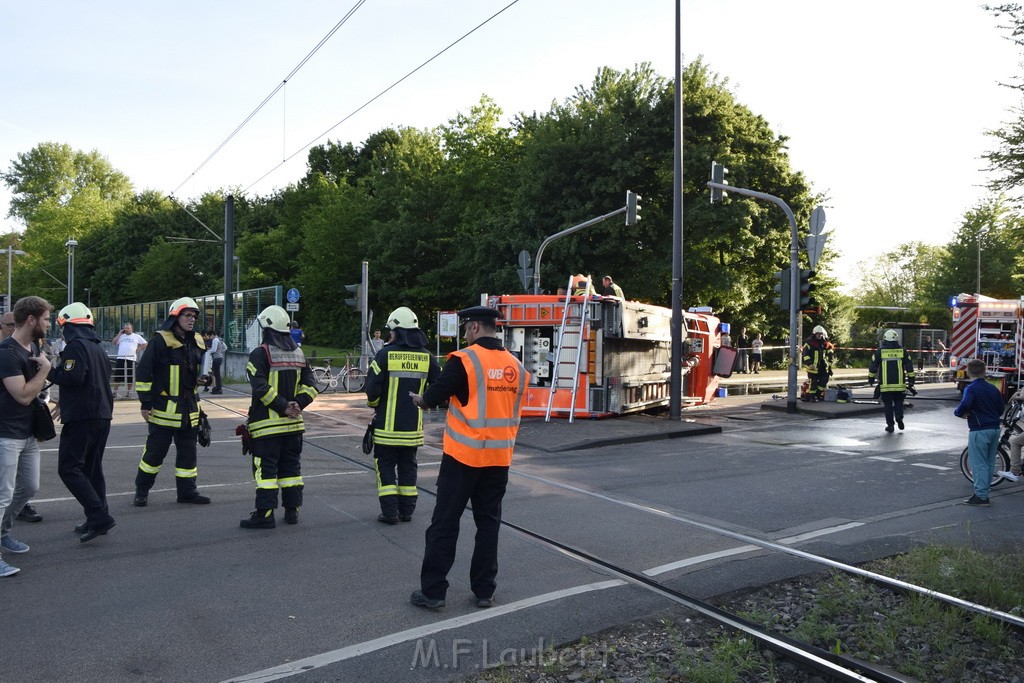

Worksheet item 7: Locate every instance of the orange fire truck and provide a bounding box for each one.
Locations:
[489,291,730,420]
[950,293,1023,395]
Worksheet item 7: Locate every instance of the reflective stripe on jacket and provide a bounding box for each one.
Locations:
[136,329,206,429]
[365,346,440,447]
[442,346,529,467]
[246,344,319,439]
[801,339,835,373]
[868,344,915,392]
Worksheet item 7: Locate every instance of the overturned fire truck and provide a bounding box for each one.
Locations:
[488,291,732,420]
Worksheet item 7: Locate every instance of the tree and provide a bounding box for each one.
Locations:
[984,4,1024,198]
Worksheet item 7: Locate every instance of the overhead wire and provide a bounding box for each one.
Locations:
[243,0,522,193]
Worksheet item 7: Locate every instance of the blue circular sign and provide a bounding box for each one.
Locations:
[286,288,300,303]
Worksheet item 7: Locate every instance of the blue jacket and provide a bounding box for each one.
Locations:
[954,378,1004,431]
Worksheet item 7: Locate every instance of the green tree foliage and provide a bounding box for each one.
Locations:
[984,4,1024,197]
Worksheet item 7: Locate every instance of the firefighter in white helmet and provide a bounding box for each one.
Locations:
[363,306,440,524]
[868,329,915,432]
[239,305,319,529]
[801,325,835,401]
[133,297,213,507]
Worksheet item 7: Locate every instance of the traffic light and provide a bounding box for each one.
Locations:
[344,283,362,311]
[798,269,816,310]
[625,190,642,225]
[710,161,728,203]
[773,268,791,311]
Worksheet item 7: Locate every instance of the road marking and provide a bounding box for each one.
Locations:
[910,463,952,471]
[221,580,626,682]
[37,433,356,453]
[867,456,903,462]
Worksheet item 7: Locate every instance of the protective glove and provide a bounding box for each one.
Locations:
[235,423,253,456]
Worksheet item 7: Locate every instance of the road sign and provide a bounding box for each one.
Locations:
[517,249,531,269]
[286,288,300,303]
[285,302,300,312]
[809,206,826,236]
[517,267,534,292]
[806,233,828,271]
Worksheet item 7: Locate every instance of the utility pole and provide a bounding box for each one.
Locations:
[66,239,78,305]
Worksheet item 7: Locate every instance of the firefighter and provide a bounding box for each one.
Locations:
[48,303,117,542]
[364,306,441,524]
[868,329,915,432]
[801,325,835,401]
[240,305,319,529]
[133,297,212,507]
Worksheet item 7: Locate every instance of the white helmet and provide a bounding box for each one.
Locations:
[168,297,200,317]
[57,302,93,326]
[386,306,419,330]
[257,305,291,333]
[883,329,899,342]
[812,325,827,337]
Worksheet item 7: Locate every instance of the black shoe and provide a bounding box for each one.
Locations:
[240,510,276,529]
[73,521,89,534]
[211,389,223,395]
[80,519,116,543]
[399,515,413,523]
[377,513,398,525]
[133,494,148,507]
[284,508,298,525]
[964,495,991,506]
[16,504,42,523]
[884,424,894,433]
[475,596,494,608]
[202,387,210,393]
[177,494,211,505]
[897,420,905,430]
[410,590,445,610]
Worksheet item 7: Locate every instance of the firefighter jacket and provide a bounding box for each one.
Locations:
[801,337,835,374]
[421,337,528,468]
[47,324,113,422]
[364,342,441,447]
[136,329,206,429]
[245,344,318,439]
[868,341,915,392]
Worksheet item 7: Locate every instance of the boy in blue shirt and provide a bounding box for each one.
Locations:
[954,359,1005,505]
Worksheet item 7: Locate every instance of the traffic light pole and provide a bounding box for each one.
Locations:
[532,206,627,294]
[707,181,800,413]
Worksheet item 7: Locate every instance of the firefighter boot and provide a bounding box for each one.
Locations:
[240,509,276,529]
[284,507,299,525]
[133,488,149,507]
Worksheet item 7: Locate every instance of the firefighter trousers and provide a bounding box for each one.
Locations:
[251,433,303,510]
[880,392,905,426]
[135,423,201,498]
[420,454,509,601]
[373,444,418,518]
[807,371,830,398]
[57,419,114,529]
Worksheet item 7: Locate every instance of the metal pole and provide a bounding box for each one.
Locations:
[65,239,78,305]
[360,260,369,371]
[224,195,234,345]
[669,0,684,419]
[6,247,11,309]
[533,207,628,294]
[976,232,981,294]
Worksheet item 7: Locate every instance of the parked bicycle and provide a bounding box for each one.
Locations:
[310,358,365,394]
[959,398,1022,488]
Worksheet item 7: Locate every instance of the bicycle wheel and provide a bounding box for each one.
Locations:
[959,444,1011,488]
[344,367,365,393]
[312,368,334,394]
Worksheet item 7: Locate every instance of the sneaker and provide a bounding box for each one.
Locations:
[0,536,29,553]
[284,508,298,525]
[0,559,20,577]
[240,510,276,529]
[964,495,991,506]
[997,470,1020,482]
[897,420,905,430]
[410,590,445,610]
[16,504,42,523]
[475,596,494,608]
[884,425,894,433]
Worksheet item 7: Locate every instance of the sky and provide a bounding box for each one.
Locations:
[1,1,1020,292]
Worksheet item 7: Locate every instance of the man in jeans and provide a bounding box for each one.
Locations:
[1,311,42,524]
[0,296,53,575]
[954,358,1005,506]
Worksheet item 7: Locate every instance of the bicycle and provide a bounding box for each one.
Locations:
[310,358,365,394]
[959,398,1022,489]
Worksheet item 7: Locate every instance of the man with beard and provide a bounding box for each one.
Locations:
[133,297,212,507]
[240,305,318,528]
[0,296,52,574]
[364,307,440,524]
[48,303,116,542]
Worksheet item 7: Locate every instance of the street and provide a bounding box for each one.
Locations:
[1,381,1017,683]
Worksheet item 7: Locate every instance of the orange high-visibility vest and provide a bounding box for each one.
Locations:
[443,346,529,467]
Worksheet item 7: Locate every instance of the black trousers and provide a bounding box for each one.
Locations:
[211,357,223,391]
[374,444,418,518]
[807,371,830,397]
[251,433,303,510]
[58,419,113,529]
[135,423,200,497]
[881,392,905,426]
[420,454,509,600]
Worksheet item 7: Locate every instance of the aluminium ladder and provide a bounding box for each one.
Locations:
[545,275,592,423]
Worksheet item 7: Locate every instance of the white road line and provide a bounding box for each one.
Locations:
[910,463,952,471]
[867,456,903,462]
[37,433,355,453]
[220,580,626,683]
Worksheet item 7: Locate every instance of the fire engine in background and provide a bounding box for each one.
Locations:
[489,289,734,420]
[950,293,1023,396]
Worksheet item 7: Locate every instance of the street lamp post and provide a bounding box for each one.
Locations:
[3,246,27,311]
[66,239,78,305]
[84,288,91,307]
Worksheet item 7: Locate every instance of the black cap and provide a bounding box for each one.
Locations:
[457,306,501,324]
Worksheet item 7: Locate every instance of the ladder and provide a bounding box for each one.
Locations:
[545,275,592,423]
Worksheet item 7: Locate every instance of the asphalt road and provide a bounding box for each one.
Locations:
[2,382,1018,682]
